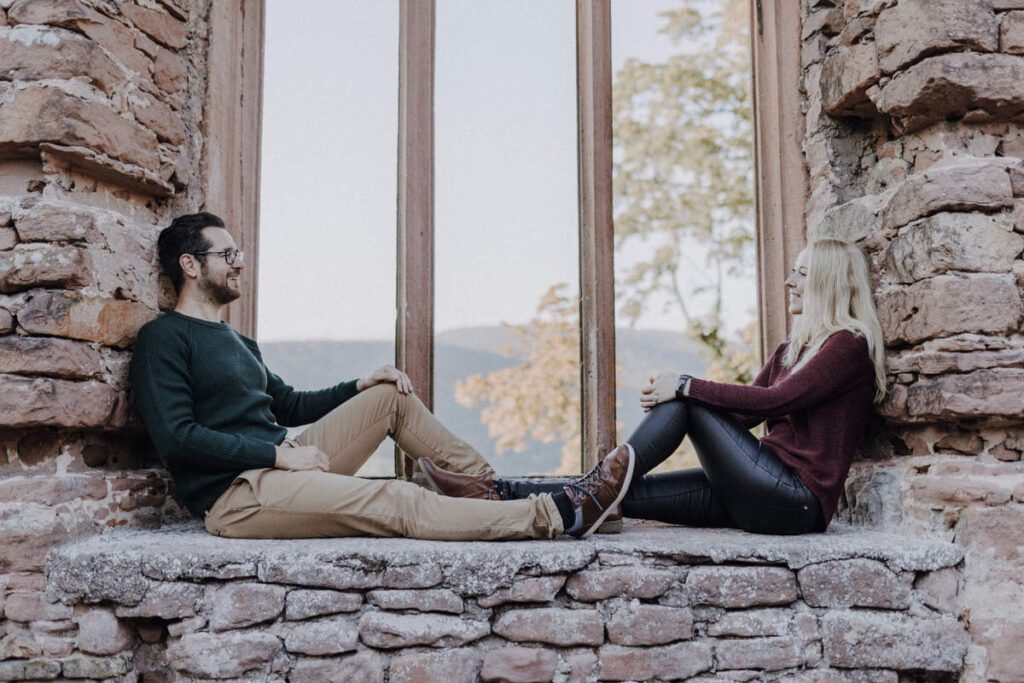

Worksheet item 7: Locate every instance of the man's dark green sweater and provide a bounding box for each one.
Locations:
[129,311,359,516]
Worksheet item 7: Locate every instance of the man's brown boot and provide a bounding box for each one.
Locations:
[563,444,635,539]
[418,458,503,501]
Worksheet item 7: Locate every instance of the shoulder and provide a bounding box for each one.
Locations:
[134,313,191,354]
[825,329,869,350]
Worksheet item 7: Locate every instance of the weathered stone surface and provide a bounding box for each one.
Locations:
[881,161,1014,231]
[114,582,202,619]
[493,608,604,646]
[285,589,362,620]
[875,0,998,74]
[798,559,911,608]
[481,647,558,683]
[208,583,286,631]
[0,337,103,379]
[291,652,386,683]
[606,603,694,646]
[0,227,15,250]
[0,308,12,333]
[915,567,959,614]
[686,567,797,608]
[75,608,132,655]
[282,616,358,655]
[887,344,1024,375]
[876,53,1024,132]
[716,636,808,671]
[166,630,282,678]
[129,91,185,145]
[38,141,174,196]
[3,592,72,622]
[259,558,382,590]
[0,374,116,428]
[367,588,463,614]
[0,658,61,680]
[907,368,1024,418]
[0,632,42,659]
[707,608,795,637]
[1001,11,1024,53]
[0,474,107,504]
[153,46,185,94]
[565,567,676,601]
[61,653,130,679]
[995,0,1024,9]
[0,25,126,94]
[877,275,1023,345]
[359,612,489,649]
[821,611,968,670]
[121,2,187,49]
[0,244,91,293]
[885,212,1024,283]
[821,42,879,116]
[910,476,1013,507]
[598,643,714,681]
[0,86,160,170]
[389,648,481,683]
[12,201,97,242]
[477,575,565,607]
[18,291,156,348]
[810,196,878,242]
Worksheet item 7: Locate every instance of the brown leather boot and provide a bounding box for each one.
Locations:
[418,458,503,500]
[597,504,623,534]
[563,444,635,539]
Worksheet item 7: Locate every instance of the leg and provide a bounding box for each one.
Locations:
[204,468,562,540]
[295,383,492,476]
[621,469,735,528]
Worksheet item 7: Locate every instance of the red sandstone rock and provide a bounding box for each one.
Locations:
[0,228,15,250]
[606,603,694,646]
[821,42,880,117]
[207,583,285,631]
[597,642,714,681]
[388,648,481,683]
[716,636,809,671]
[165,631,282,679]
[0,336,103,379]
[887,345,1024,376]
[880,161,1014,231]
[0,474,107,505]
[153,46,186,94]
[1001,11,1024,53]
[798,559,912,609]
[366,588,463,614]
[284,589,362,620]
[564,566,676,601]
[121,3,187,49]
[18,291,156,348]
[492,608,603,646]
[686,566,798,608]
[60,654,130,679]
[129,91,186,145]
[0,308,12,334]
[0,374,116,428]
[3,592,72,623]
[358,612,488,649]
[0,25,126,94]
[907,368,1024,419]
[707,608,795,637]
[13,201,98,242]
[114,582,202,619]
[875,0,998,74]
[911,476,1014,508]
[821,611,968,670]
[914,567,959,614]
[282,616,358,655]
[0,244,91,293]
[290,652,386,683]
[477,575,565,608]
[480,646,558,683]
[75,608,133,655]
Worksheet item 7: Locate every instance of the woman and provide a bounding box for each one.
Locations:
[421,239,887,535]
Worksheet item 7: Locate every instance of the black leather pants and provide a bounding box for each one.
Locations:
[501,399,825,535]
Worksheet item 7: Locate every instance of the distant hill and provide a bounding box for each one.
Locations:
[259,326,706,476]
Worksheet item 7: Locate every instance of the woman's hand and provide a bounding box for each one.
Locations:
[640,372,683,412]
[357,364,414,394]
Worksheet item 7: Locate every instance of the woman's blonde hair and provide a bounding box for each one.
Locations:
[782,239,887,403]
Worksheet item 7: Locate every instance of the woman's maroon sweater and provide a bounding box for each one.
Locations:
[685,329,877,527]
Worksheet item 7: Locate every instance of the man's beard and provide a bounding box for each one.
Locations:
[198,272,240,305]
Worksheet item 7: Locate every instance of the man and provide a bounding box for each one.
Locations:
[130,212,632,541]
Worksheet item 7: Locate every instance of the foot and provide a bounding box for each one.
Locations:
[418,458,503,501]
[563,444,635,539]
[596,503,623,534]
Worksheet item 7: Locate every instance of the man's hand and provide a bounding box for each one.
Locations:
[274,445,329,472]
[640,372,683,412]
[357,364,414,394]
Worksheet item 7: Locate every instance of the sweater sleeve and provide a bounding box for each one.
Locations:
[721,344,784,428]
[265,371,360,427]
[687,331,870,418]
[129,324,277,473]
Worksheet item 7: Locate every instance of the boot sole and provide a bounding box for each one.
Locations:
[579,444,635,539]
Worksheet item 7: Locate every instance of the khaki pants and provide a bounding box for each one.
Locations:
[205,384,563,540]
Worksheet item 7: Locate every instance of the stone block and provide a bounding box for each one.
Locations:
[716,636,807,671]
[0,374,116,428]
[493,608,604,646]
[208,583,286,631]
[166,630,282,679]
[290,652,386,683]
[686,567,798,608]
[907,368,1024,419]
[481,646,558,683]
[285,589,362,620]
[0,227,14,250]
[821,611,968,670]
[1001,11,1024,53]
[121,3,187,49]
[798,559,912,608]
[18,291,156,348]
[61,653,130,679]
[0,632,42,659]
[875,0,998,73]
[0,244,91,293]
[259,558,381,590]
[0,25,126,94]
[114,582,202,619]
[887,345,1024,376]
[0,659,61,680]
[3,592,72,622]
[910,476,1013,507]
[389,648,481,683]
[565,567,676,601]
[75,608,133,655]
[12,201,98,242]
[876,53,1024,132]
[881,161,1014,231]
[706,608,794,637]
[0,308,12,334]
[367,588,463,614]
[358,612,489,649]
[381,562,443,588]
[0,85,160,171]
[877,275,1023,346]
[821,42,880,116]
[153,46,186,94]
[282,616,358,655]
[0,337,103,379]
[606,603,694,646]
[477,575,565,607]
[0,474,107,505]
[885,212,1024,283]
[129,91,186,146]
[915,567,959,614]
[597,643,714,681]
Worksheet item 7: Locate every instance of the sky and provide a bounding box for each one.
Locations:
[256,0,756,343]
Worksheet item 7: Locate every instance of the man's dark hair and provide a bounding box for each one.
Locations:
[157,212,225,292]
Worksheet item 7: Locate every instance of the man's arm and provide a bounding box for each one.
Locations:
[265,372,359,427]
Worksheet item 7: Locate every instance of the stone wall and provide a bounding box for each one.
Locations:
[0,0,210,664]
[802,0,1024,679]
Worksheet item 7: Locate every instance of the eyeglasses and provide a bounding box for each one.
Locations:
[193,249,245,266]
